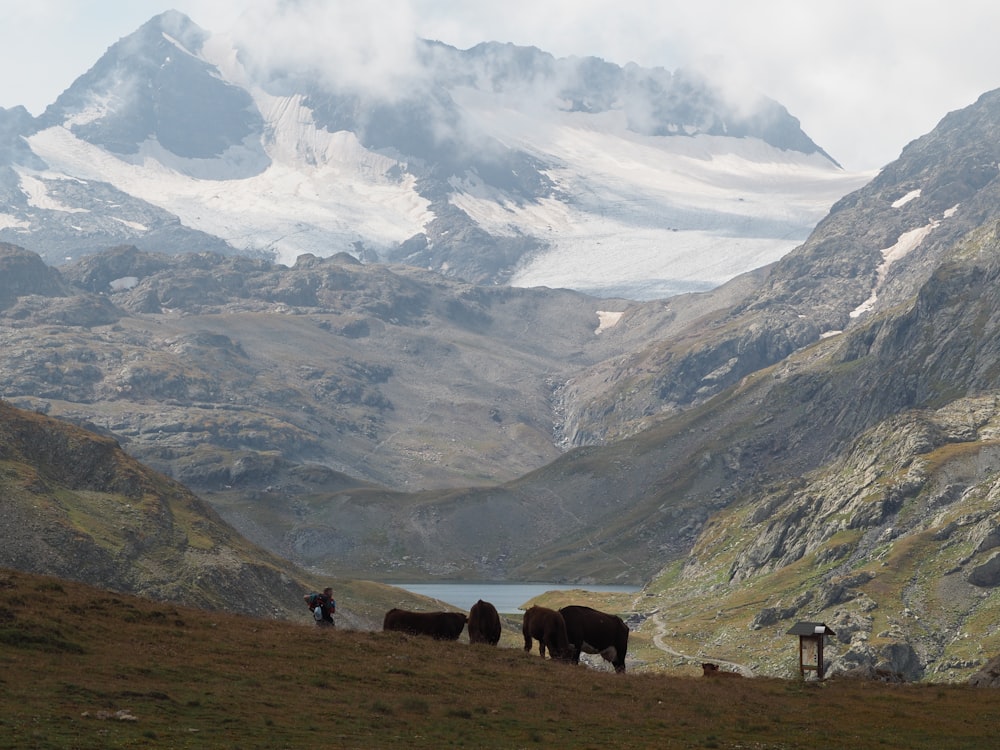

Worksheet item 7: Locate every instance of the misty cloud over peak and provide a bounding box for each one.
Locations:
[410,39,833,160]
[230,0,426,101]
[38,7,831,169]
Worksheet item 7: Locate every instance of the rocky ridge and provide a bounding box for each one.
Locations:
[0,243,671,493]
[0,397,311,618]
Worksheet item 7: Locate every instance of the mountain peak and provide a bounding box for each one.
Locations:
[38,10,262,164]
[138,9,209,56]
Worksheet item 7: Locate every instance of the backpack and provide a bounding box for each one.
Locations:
[308,592,332,620]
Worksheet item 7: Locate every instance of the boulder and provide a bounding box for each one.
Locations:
[968,655,1000,688]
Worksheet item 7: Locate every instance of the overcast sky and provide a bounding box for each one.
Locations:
[1,1,998,172]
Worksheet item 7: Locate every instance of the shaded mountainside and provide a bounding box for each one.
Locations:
[0,398,438,629]
[592,220,1000,680]
[0,398,304,616]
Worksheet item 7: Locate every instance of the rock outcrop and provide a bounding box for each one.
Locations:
[968,655,1000,687]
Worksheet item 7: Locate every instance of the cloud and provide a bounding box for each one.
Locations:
[406,0,1000,170]
[228,0,425,98]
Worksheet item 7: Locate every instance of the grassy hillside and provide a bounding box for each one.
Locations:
[2,569,999,750]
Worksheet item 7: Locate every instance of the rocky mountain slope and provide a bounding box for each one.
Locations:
[0,241,654,493]
[5,88,1000,576]
[558,86,1000,445]
[0,10,864,300]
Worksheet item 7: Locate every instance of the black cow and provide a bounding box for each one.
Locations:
[559,605,630,673]
[382,608,467,640]
[468,599,502,645]
[522,605,574,661]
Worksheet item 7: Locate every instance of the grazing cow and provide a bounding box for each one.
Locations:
[382,608,467,640]
[522,605,574,661]
[702,662,743,678]
[559,605,629,673]
[468,599,502,645]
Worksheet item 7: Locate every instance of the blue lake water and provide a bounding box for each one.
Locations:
[386,582,639,614]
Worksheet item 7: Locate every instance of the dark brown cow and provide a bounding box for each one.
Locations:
[468,599,502,645]
[522,605,574,661]
[382,608,467,640]
[559,605,629,673]
[702,662,743,678]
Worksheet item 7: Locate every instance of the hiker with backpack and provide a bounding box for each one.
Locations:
[304,587,336,627]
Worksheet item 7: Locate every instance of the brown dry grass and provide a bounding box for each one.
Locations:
[1,568,998,749]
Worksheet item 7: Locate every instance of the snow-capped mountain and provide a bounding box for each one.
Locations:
[0,11,869,299]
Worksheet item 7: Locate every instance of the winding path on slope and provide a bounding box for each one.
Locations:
[640,606,754,677]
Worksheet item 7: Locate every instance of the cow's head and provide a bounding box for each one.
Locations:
[554,645,577,663]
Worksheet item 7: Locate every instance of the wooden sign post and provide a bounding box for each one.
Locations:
[786,622,836,679]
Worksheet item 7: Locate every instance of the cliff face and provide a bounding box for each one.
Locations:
[0,243,69,304]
